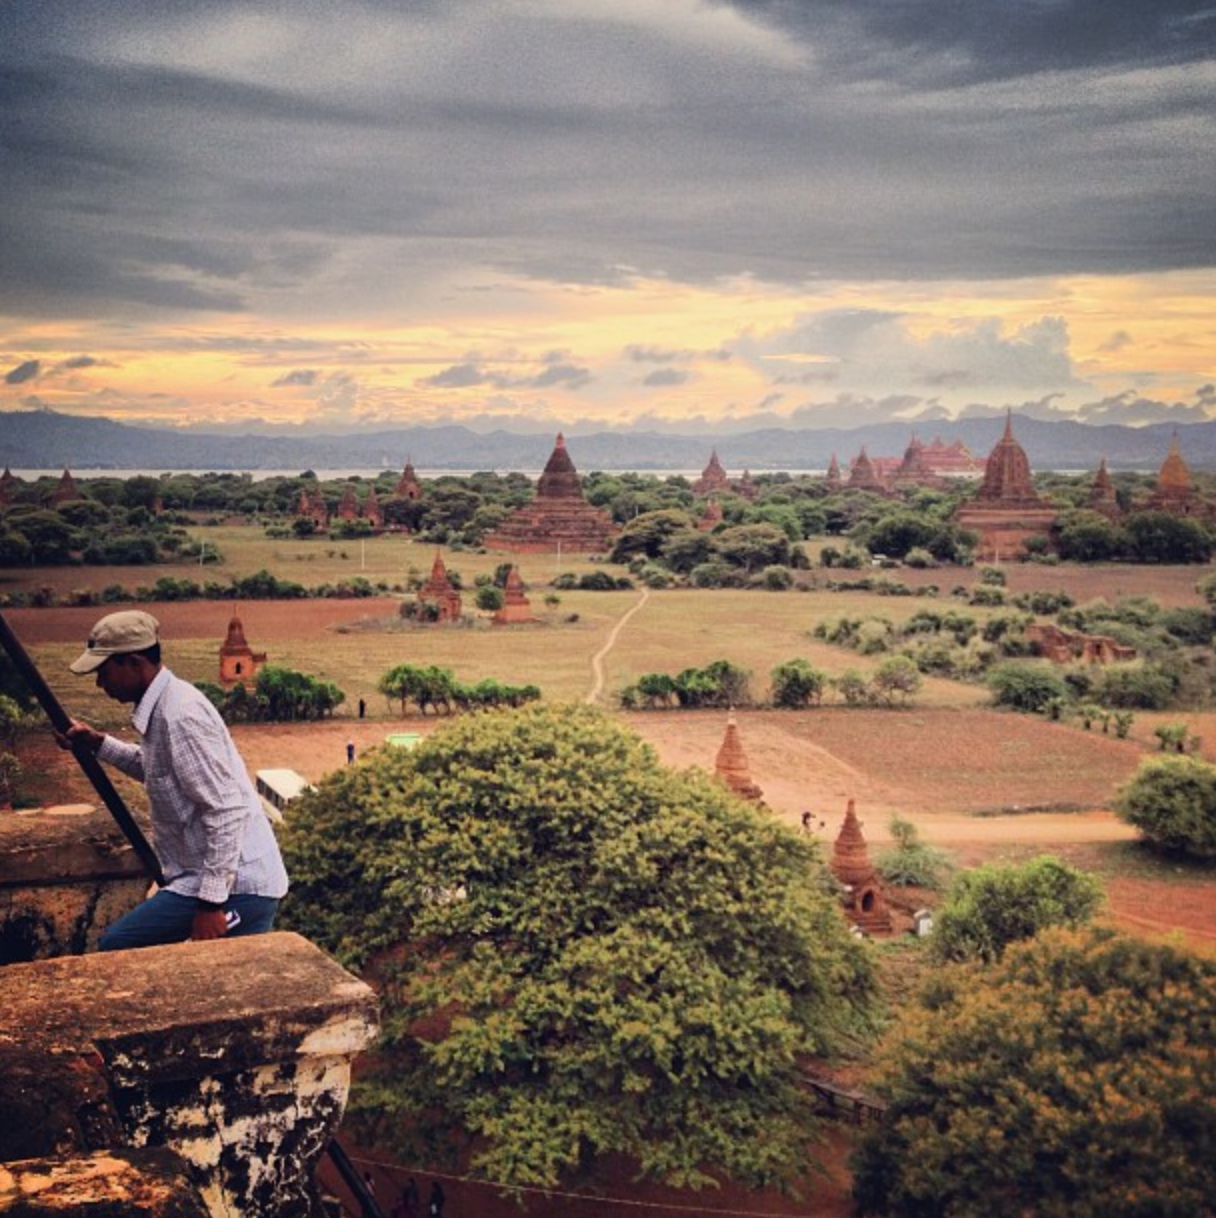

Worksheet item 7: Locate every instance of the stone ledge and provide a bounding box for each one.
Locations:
[0,1147,210,1217]
[1,807,150,963]
[0,933,379,1218]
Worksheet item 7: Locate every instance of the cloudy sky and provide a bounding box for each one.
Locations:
[1,0,1214,435]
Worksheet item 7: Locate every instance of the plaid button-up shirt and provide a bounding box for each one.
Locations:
[98,666,289,905]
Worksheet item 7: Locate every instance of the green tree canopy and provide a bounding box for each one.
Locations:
[279,704,877,1192]
[1115,754,1216,858]
[931,856,1103,964]
[853,927,1216,1218]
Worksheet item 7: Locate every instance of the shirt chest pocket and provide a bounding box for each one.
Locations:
[146,773,192,823]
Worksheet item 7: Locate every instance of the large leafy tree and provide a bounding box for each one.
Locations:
[279,704,876,1192]
[853,927,1216,1218]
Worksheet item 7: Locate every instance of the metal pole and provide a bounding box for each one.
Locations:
[0,609,165,885]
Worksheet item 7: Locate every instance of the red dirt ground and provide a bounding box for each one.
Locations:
[12,594,1216,1217]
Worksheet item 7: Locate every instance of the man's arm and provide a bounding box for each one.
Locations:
[58,720,146,780]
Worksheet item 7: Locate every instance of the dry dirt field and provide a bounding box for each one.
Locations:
[12,578,1216,1218]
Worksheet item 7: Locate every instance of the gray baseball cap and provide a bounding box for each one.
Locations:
[69,610,161,674]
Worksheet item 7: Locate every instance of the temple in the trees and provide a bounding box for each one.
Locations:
[954,412,1058,560]
[830,799,892,936]
[218,615,267,690]
[416,550,463,622]
[483,434,618,553]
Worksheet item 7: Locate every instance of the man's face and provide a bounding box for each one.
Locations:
[95,654,145,703]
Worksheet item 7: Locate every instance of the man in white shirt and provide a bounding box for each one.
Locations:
[63,610,289,951]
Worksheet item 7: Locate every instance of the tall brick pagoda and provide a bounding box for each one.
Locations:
[954,412,1057,560]
[336,484,360,522]
[363,484,383,531]
[824,454,842,492]
[847,447,890,495]
[830,799,891,935]
[219,615,267,690]
[484,434,618,553]
[714,712,763,803]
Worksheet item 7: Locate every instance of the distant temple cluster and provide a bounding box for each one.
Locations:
[4,418,1210,572]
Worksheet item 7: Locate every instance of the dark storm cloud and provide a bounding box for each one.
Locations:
[5,360,40,384]
[0,0,1213,318]
[719,0,1216,83]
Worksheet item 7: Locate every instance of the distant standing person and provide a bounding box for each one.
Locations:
[347,740,356,764]
[358,697,366,719]
[428,1180,445,1217]
[60,610,288,950]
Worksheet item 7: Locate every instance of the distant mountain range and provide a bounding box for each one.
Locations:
[1,409,1212,474]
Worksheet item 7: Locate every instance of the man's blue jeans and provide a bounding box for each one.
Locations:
[98,890,280,952]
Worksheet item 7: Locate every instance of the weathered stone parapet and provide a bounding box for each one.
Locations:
[0,1147,211,1216]
[0,933,379,1218]
[0,805,149,964]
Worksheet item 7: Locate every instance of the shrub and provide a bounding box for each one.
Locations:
[770,659,827,708]
[987,661,1070,713]
[1097,663,1176,710]
[853,928,1216,1218]
[1114,754,1216,857]
[931,856,1103,964]
[872,817,953,889]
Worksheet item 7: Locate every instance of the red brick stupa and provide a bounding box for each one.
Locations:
[1088,458,1120,520]
[714,712,764,803]
[891,436,946,491]
[692,450,731,496]
[492,566,532,624]
[417,550,462,622]
[484,434,618,553]
[847,447,890,495]
[829,799,892,935]
[0,468,19,507]
[394,459,422,501]
[824,454,842,492]
[50,468,81,508]
[954,412,1057,560]
[219,616,268,690]
[1149,437,1202,517]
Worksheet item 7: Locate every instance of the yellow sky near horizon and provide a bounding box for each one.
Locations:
[2,268,1213,430]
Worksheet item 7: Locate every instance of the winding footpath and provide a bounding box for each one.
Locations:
[585,586,650,704]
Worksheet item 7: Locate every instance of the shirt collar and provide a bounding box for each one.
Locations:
[131,665,173,734]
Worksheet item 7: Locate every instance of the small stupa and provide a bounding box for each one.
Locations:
[1088,458,1120,520]
[847,447,890,495]
[417,550,462,622]
[829,799,892,935]
[493,566,532,624]
[362,483,383,530]
[219,616,268,690]
[0,468,19,506]
[50,468,81,507]
[824,454,842,492]
[714,712,764,803]
[336,484,360,522]
[394,459,423,501]
[692,450,731,497]
[1149,436,1201,517]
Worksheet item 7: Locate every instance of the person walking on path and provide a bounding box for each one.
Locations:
[428,1180,445,1217]
[60,610,288,950]
[347,740,356,764]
